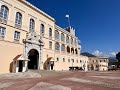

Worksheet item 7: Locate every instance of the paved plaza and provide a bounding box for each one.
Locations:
[0,70,120,90]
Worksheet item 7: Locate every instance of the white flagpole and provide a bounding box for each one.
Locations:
[66,15,71,28]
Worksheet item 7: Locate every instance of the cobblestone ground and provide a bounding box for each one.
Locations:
[0,70,120,90]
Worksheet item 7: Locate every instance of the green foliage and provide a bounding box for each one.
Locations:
[116,52,120,62]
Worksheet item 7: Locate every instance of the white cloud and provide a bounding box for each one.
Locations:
[109,52,117,56]
[93,50,103,56]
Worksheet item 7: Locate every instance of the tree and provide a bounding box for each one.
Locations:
[116,52,120,69]
[116,52,120,62]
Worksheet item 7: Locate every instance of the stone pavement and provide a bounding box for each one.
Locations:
[0,70,120,90]
[29,82,71,90]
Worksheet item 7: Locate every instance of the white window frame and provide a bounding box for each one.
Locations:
[15,12,22,25]
[14,31,20,41]
[49,41,52,49]
[0,26,6,38]
[0,5,9,20]
[29,19,35,32]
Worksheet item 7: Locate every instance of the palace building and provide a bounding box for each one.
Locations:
[81,53,109,71]
[0,0,88,74]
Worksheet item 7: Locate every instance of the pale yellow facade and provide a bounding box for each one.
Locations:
[88,56,109,71]
[0,0,88,74]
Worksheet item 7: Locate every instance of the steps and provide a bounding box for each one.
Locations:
[0,71,41,79]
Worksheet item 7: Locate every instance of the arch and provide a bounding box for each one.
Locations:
[70,37,73,45]
[28,49,39,69]
[40,24,45,35]
[49,28,52,37]
[71,47,74,54]
[80,60,82,63]
[55,30,59,40]
[15,12,22,25]
[61,33,65,42]
[55,42,60,51]
[0,5,9,19]
[67,46,70,53]
[61,44,65,51]
[75,48,78,54]
[29,18,35,32]
[66,35,69,44]
[74,39,77,46]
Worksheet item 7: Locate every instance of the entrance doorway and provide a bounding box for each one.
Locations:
[28,49,39,69]
[18,61,23,72]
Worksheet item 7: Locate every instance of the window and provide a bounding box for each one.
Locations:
[72,59,74,63]
[15,12,22,27]
[63,58,65,62]
[61,33,65,42]
[57,57,59,61]
[76,60,78,63]
[40,24,44,35]
[14,31,20,41]
[66,35,69,44]
[75,49,78,54]
[68,59,70,63]
[61,44,65,51]
[80,60,82,63]
[75,39,77,46]
[55,42,60,51]
[29,19,35,32]
[0,26,6,39]
[55,30,59,40]
[71,48,74,54]
[0,5,9,20]
[96,59,99,62]
[49,41,52,49]
[70,37,73,45]
[49,28,52,38]
[67,46,70,53]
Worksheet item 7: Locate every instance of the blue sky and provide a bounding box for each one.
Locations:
[27,0,120,56]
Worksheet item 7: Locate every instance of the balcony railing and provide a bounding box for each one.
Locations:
[15,23,21,29]
[0,35,4,40]
[0,17,7,24]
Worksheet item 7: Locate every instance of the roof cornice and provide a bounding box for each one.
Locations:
[19,0,55,22]
[55,25,78,39]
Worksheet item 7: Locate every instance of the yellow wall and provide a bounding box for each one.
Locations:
[0,41,23,74]
[0,0,90,73]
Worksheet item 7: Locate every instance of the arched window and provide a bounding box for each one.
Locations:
[61,44,65,51]
[29,18,35,32]
[55,42,60,51]
[15,12,22,26]
[66,35,69,44]
[70,37,73,45]
[80,60,82,63]
[67,46,70,53]
[75,49,78,54]
[0,5,9,20]
[71,48,74,54]
[61,33,65,42]
[49,28,52,38]
[75,39,77,46]
[55,30,59,40]
[40,24,44,35]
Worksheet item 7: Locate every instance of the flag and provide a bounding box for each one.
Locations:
[65,15,69,18]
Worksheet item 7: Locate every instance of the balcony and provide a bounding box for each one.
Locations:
[0,35,4,40]
[15,24,21,29]
[0,18,7,24]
